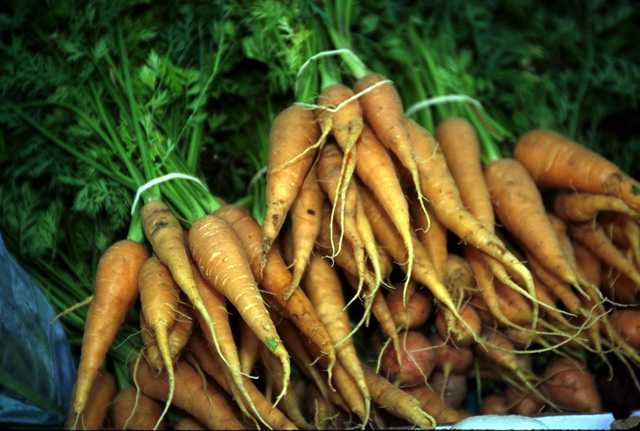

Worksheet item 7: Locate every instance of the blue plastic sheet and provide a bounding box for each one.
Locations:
[0,235,75,426]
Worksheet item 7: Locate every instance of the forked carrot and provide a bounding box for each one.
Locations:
[262,104,321,261]
[188,213,289,406]
[69,239,149,423]
[514,129,640,212]
[138,256,181,428]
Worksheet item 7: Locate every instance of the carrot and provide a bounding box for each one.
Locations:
[609,309,640,350]
[602,265,640,304]
[484,158,582,288]
[481,394,509,415]
[262,104,321,260]
[553,192,638,222]
[69,239,149,422]
[429,371,468,411]
[410,197,448,281]
[353,72,431,216]
[172,416,207,430]
[188,259,259,424]
[111,386,166,430]
[361,365,437,429]
[405,383,470,425]
[140,200,221,400]
[435,303,482,347]
[188,213,289,405]
[138,255,181,428]
[569,220,640,287]
[380,330,437,388]
[355,124,415,292]
[287,164,325,294]
[300,251,371,418]
[504,384,546,416]
[599,212,640,266]
[542,357,602,412]
[214,203,336,379]
[238,318,260,375]
[514,128,640,212]
[386,280,432,331]
[131,354,244,430]
[187,328,297,430]
[66,370,117,430]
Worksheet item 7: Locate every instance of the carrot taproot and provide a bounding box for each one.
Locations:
[66,370,117,430]
[435,303,482,348]
[288,164,326,294]
[131,354,244,430]
[429,371,468,411]
[599,212,640,266]
[300,251,371,417]
[609,309,640,350]
[514,129,640,212]
[138,255,181,428]
[352,73,430,229]
[602,265,640,304]
[386,280,432,331]
[69,239,149,421]
[542,357,602,412]
[355,124,415,292]
[484,158,581,289]
[410,196,448,281]
[362,364,437,429]
[406,119,536,302]
[405,383,470,425]
[504,384,546,416]
[111,386,166,430]
[172,416,207,430]
[380,330,437,388]
[238,317,260,375]
[553,192,637,222]
[481,394,509,415]
[187,328,297,430]
[263,104,321,261]
[188,213,290,406]
[214,203,337,379]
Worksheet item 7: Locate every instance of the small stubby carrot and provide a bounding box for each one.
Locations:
[111,386,166,430]
[435,303,482,348]
[542,357,602,412]
[131,354,244,430]
[362,365,437,429]
[609,309,640,350]
[514,128,640,212]
[262,104,321,261]
[138,255,181,428]
[215,203,337,377]
[188,213,290,406]
[287,164,326,294]
[70,239,149,422]
[406,118,536,300]
[66,370,117,430]
[484,158,581,288]
[553,191,638,222]
[352,72,430,228]
[386,280,432,331]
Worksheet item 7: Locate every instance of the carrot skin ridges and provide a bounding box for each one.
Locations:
[67,370,117,430]
[514,129,640,211]
[71,239,149,417]
[262,104,320,259]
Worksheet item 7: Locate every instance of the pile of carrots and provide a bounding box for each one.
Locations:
[65,68,640,430]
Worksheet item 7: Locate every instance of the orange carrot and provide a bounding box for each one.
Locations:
[131,354,244,430]
[214,203,336,378]
[542,357,602,412]
[514,129,640,212]
[484,158,581,288]
[609,309,640,350]
[70,239,149,421]
[406,118,535,298]
[187,329,297,430]
[380,330,437,388]
[288,164,325,294]
[172,416,207,430]
[599,212,640,266]
[411,197,448,281]
[435,303,482,348]
[554,192,637,222]
[301,251,371,418]
[238,317,260,375]
[111,386,166,430]
[352,73,430,228]
[362,365,437,429]
[405,383,470,424]
[386,280,432,331]
[66,370,117,430]
[262,104,321,260]
[188,213,289,405]
[138,255,181,428]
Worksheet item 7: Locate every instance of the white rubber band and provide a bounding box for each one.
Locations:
[405,94,484,117]
[295,79,393,113]
[130,173,208,216]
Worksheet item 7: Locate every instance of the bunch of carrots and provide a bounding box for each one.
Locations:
[62,45,640,429]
